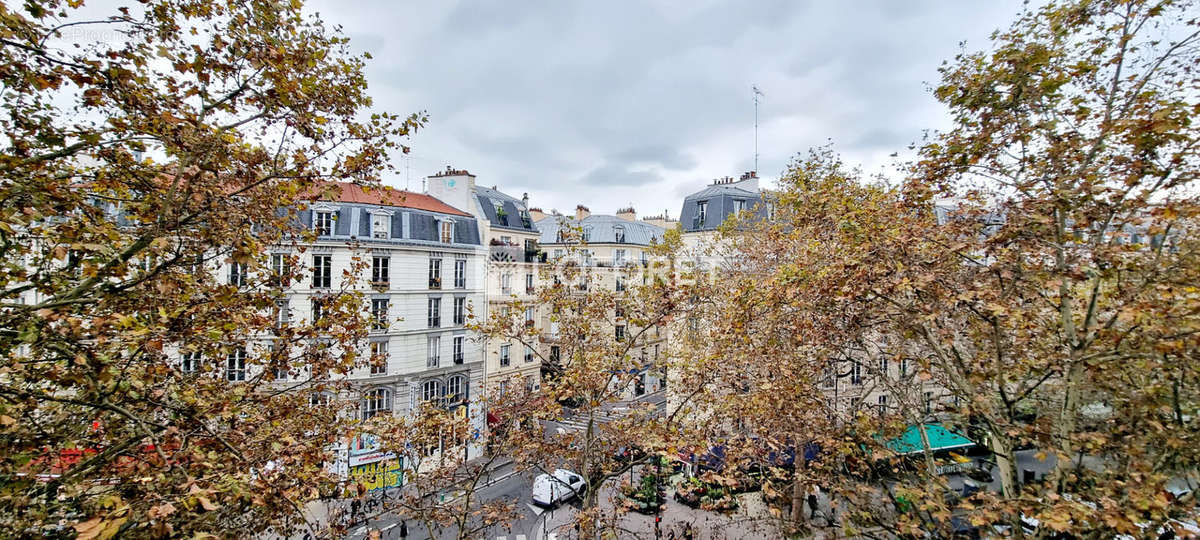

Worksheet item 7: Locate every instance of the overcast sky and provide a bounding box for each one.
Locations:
[308,0,1024,217]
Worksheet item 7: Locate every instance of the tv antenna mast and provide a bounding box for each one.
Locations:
[753,85,764,174]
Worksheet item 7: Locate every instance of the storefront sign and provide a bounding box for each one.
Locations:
[347,458,403,491]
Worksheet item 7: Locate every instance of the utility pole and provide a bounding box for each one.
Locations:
[753,85,764,174]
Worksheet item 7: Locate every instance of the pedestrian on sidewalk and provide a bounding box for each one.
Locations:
[399,520,408,538]
[807,488,819,520]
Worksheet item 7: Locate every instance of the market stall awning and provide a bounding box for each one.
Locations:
[884,423,974,455]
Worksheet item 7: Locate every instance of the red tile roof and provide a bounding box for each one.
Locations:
[305,182,471,217]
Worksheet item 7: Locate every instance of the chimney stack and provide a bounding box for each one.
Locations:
[575,204,591,220]
[528,207,546,222]
[522,192,529,208]
[616,206,636,221]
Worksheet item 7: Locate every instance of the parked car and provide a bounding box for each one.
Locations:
[532,469,586,507]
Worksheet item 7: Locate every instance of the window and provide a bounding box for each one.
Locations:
[428,297,441,328]
[733,199,746,213]
[447,375,466,405]
[361,388,391,419]
[553,249,564,259]
[851,361,862,385]
[900,358,909,377]
[877,395,888,416]
[226,348,246,382]
[615,305,625,318]
[615,276,625,292]
[498,380,508,396]
[500,344,510,367]
[453,336,464,364]
[696,201,708,226]
[314,210,334,237]
[653,344,659,361]
[312,254,331,288]
[500,235,511,245]
[270,253,291,286]
[525,273,534,294]
[879,357,889,377]
[454,259,466,288]
[310,392,332,407]
[422,380,440,402]
[641,251,648,266]
[429,258,442,289]
[524,346,533,363]
[371,256,389,285]
[440,221,454,243]
[615,325,625,342]
[311,298,325,323]
[370,341,388,376]
[581,227,592,243]
[501,272,512,294]
[181,351,200,374]
[371,213,390,239]
[427,336,441,368]
[371,298,389,331]
[524,307,535,327]
[549,345,560,363]
[614,249,626,265]
[614,226,625,243]
[924,391,933,414]
[228,262,247,287]
[275,299,289,327]
[453,297,466,325]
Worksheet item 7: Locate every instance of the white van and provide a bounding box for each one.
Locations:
[532,469,585,507]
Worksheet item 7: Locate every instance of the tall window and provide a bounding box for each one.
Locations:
[453,297,466,325]
[371,213,390,239]
[879,357,889,377]
[311,298,325,323]
[877,395,888,416]
[361,388,391,419]
[312,254,331,288]
[446,375,466,405]
[581,227,591,243]
[500,344,510,367]
[525,273,534,294]
[422,380,440,402]
[696,201,708,225]
[615,325,625,342]
[275,299,289,327]
[614,226,625,243]
[440,221,454,243]
[371,298,389,331]
[524,307,535,327]
[453,336,464,364]
[270,253,291,286]
[371,256,389,285]
[614,249,626,265]
[733,199,746,213]
[427,297,441,328]
[501,272,512,293]
[370,341,388,376]
[550,345,560,363]
[851,361,863,385]
[429,258,442,289]
[900,358,909,377]
[454,259,466,288]
[427,336,440,368]
[615,275,625,292]
[228,262,247,287]
[924,391,933,414]
[314,210,334,237]
[226,348,246,382]
[181,351,200,374]
[524,346,533,363]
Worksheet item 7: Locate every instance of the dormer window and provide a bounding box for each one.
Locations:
[440,220,454,243]
[314,210,335,237]
[370,211,391,239]
[613,225,626,243]
[696,201,708,226]
[582,227,592,243]
[733,199,746,213]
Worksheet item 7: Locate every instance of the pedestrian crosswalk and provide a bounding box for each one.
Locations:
[555,400,667,432]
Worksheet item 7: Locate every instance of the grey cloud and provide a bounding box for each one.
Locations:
[580,163,664,186]
[308,0,1025,212]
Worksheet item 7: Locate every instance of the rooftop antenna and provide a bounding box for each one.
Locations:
[752,85,764,174]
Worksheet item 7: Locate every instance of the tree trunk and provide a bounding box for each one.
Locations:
[790,441,807,528]
[917,423,937,476]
